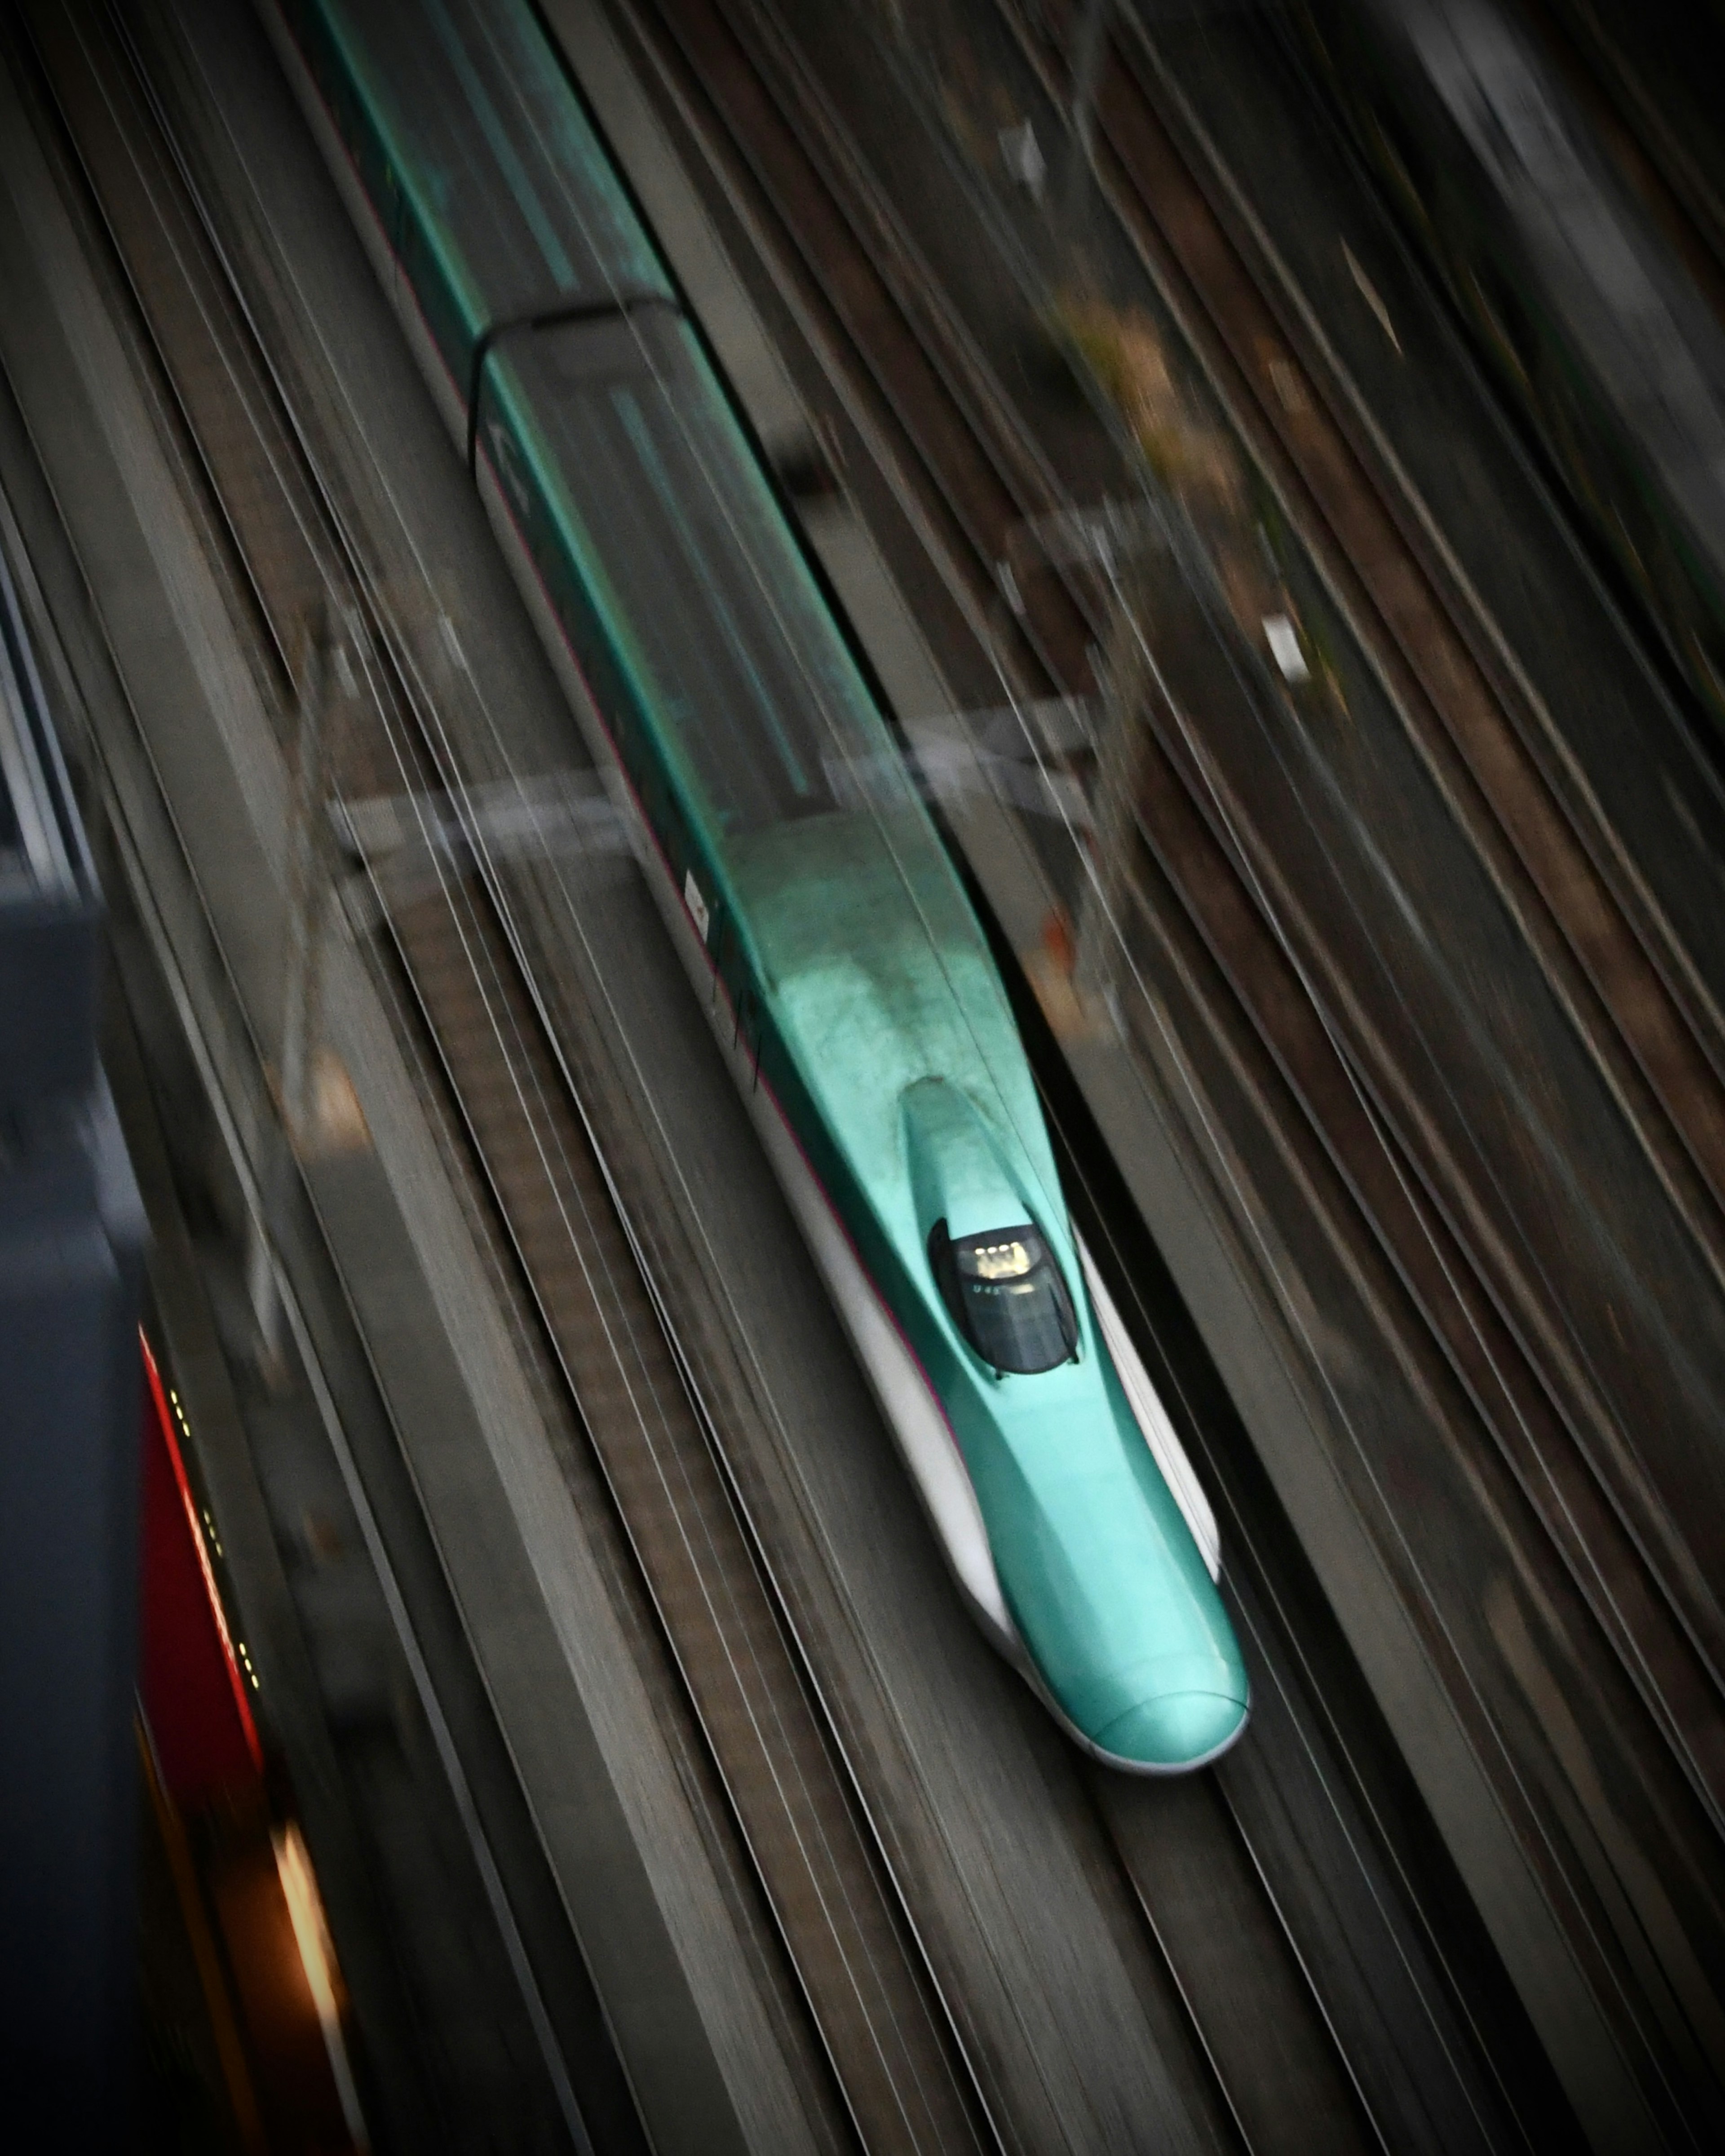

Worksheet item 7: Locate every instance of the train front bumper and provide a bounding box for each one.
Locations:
[1088,1688,1250,1774]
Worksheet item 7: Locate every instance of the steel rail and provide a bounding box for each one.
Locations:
[1254,1,1725,930]
[95,728,599,2153]
[23,1,1008,2144]
[1384,0,1725,762]
[1146,525,1725,1812]
[1041,938,1525,2154]
[6,4,314,691]
[1013,0,1725,1201]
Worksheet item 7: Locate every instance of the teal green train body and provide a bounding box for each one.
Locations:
[266,0,1248,1768]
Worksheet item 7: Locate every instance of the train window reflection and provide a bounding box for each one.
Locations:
[929,1221,1077,1374]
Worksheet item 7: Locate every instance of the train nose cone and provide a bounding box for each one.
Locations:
[1093,1689,1248,1772]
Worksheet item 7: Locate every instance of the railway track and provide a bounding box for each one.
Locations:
[987,0,1725,1787]
[10,2,1013,2146]
[597,0,1597,2146]
[971,2,1725,2130]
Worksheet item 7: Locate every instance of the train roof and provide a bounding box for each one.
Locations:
[492,313,896,838]
[306,0,670,338]
[316,0,907,841]
[489,314,1068,1231]
[1374,0,1725,578]
[734,811,1062,1238]
[302,0,1070,1246]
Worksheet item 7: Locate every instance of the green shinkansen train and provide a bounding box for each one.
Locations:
[259,0,1247,1771]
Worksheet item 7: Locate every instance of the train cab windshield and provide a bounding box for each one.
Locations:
[930,1222,1077,1375]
